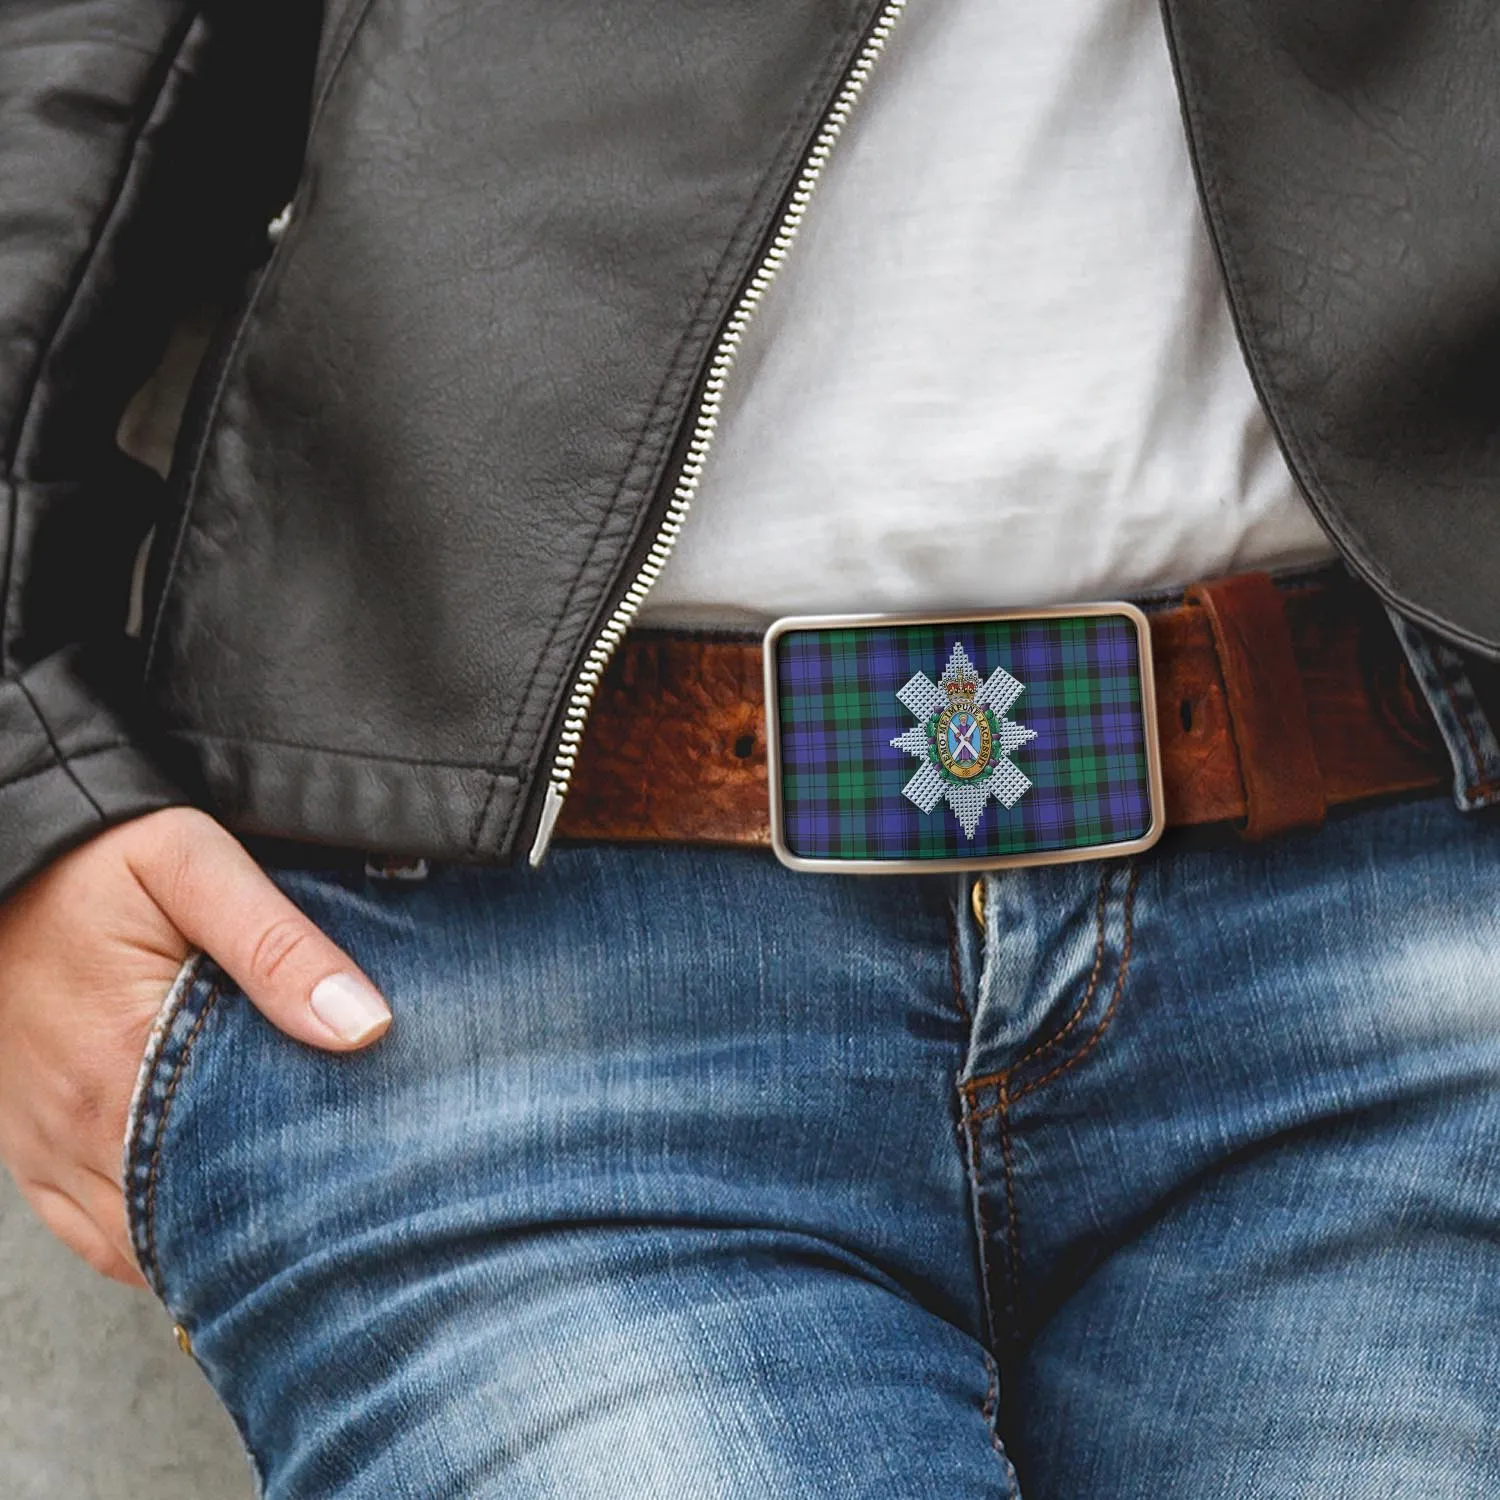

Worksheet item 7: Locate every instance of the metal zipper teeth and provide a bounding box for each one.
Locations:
[529,0,910,864]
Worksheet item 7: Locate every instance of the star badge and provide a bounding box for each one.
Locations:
[890,641,1038,838]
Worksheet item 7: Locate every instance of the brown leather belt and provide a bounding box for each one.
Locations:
[556,572,1449,851]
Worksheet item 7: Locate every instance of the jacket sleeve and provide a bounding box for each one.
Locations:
[0,0,320,902]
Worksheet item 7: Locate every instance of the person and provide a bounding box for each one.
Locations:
[2,0,1499,1495]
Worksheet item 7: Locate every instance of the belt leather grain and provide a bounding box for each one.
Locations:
[555,572,1448,850]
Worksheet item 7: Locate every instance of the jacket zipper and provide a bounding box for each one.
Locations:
[528,0,910,864]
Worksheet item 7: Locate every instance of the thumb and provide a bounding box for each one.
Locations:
[132,811,393,1052]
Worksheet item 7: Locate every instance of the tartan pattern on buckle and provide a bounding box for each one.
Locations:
[773,615,1153,862]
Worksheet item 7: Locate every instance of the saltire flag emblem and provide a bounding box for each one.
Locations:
[889,641,1038,839]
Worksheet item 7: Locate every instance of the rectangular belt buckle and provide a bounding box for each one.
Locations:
[763,604,1166,874]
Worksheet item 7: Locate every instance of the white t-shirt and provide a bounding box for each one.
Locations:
[638,0,1336,628]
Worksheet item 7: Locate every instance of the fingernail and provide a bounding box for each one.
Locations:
[310,973,392,1043]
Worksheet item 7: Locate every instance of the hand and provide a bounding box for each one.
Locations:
[0,807,392,1288]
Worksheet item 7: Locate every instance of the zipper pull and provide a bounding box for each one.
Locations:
[528,783,567,867]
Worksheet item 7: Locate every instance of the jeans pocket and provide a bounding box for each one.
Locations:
[122,949,227,1299]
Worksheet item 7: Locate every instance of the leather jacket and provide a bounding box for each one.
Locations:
[3,0,1499,901]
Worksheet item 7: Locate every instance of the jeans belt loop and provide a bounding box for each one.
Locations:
[1383,607,1500,814]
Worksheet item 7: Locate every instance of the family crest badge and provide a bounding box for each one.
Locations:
[890,641,1038,838]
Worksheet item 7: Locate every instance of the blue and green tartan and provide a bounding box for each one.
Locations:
[773,614,1153,861]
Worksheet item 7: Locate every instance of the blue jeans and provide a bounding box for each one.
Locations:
[124,796,1500,1498]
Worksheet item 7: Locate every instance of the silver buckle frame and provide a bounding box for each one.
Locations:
[763,602,1167,874]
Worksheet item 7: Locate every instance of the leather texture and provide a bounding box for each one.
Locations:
[559,634,774,849]
[556,574,1446,849]
[0,0,1491,901]
[138,0,886,872]
[0,0,319,899]
[1184,572,1325,839]
[1160,1,1500,655]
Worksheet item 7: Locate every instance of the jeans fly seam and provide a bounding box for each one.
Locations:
[967,862,1139,1121]
[960,1088,1003,1355]
[964,865,1112,1100]
[1008,862,1138,1106]
[1012,868,1109,1072]
[961,1075,1022,1350]
[141,978,223,1296]
[995,1080,1021,1348]
[960,869,1139,1360]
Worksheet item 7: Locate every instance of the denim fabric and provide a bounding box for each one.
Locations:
[124,796,1500,1498]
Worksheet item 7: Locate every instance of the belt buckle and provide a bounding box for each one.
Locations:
[763,604,1166,873]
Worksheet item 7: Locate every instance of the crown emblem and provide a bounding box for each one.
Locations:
[889,641,1037,839]
[944,674,978,707]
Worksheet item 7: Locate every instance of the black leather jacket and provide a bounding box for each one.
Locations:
[3,0,1499,900]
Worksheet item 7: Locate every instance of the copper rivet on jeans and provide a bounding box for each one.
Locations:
[173,1324,193,1356]
[970,878,986,930]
